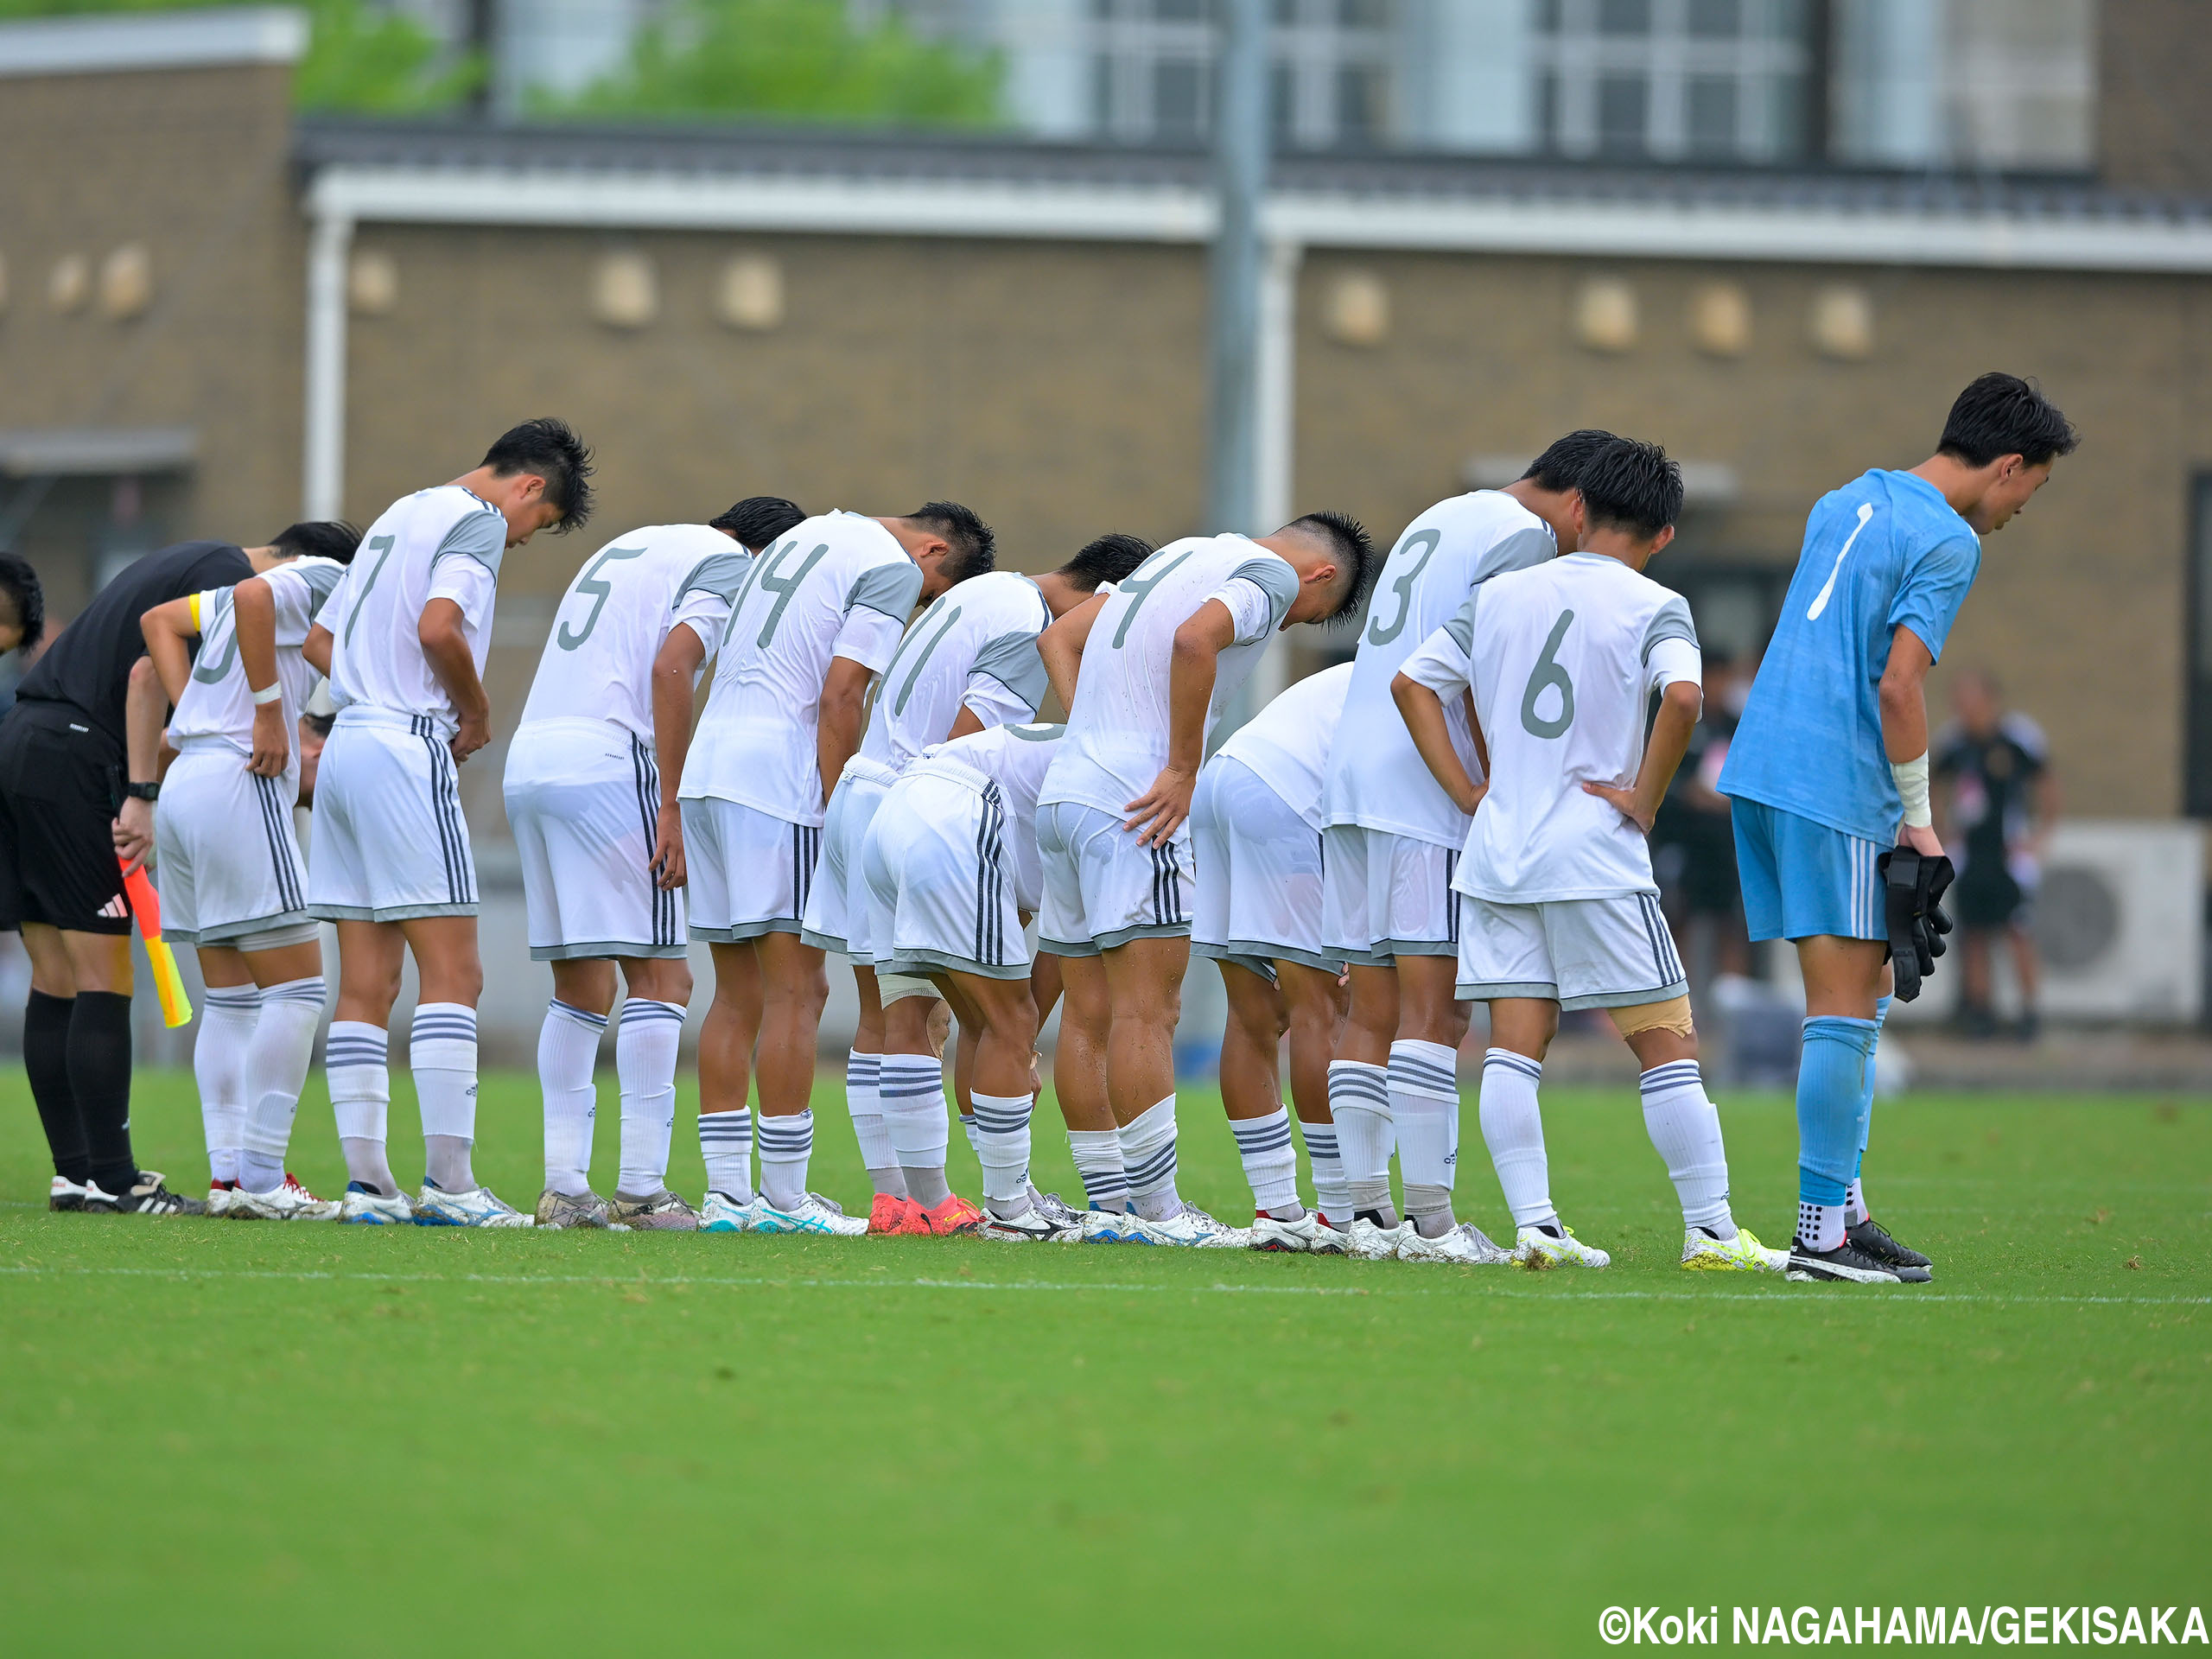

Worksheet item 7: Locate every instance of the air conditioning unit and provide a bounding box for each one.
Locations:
[2031,822,2202,1022]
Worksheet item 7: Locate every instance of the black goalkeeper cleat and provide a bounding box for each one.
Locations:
[1848,1217,1933,1281]
[1786,1239,1904,1284]
[85,1173,207,1217]
[48,1176,89,1212]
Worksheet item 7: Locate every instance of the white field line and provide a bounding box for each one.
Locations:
[0,1262,2203,1306]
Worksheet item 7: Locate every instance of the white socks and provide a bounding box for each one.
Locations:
[1327,1060,1395,1219]
[195,985,259,1185]
[1230,1106,1300,1217]
[1068,1128,1128,1211]
[757,1109,814,1211]
[326,1020,397,1196]
[617,998,685,1199]
[1298,1119,1352,1222]
[1478,1048,1555,1230]
[1639,1059,1736,1238]
[847,1050,906,1198]
[538,1000,606,1197]
[1845,1177,1869,1228]
[238,978,325,1194]
[1389,1039,1459,1227]
[1798,1199,1847,1254]
[880,1053,950,1209]
[412,1002,479,1192]
[700,1107,754,1202]
[1120,1094,1180,1221]
[971,1091,1033,1211]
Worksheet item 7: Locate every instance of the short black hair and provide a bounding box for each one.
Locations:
[1520,429,1622,493]
[1284,510,1379,625]
[482,417,595,533]
[302,709,335,739]
[1937,373,2079,468]
[709,496,807,551]
[1056,532,1153,592]
[270,521,363,564]
[1577,437,1683,538]
[906,501,996,584]
[0,552,44,650]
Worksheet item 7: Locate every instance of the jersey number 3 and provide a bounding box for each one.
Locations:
[1520,609,1576,739]
[1365,529,1440,647]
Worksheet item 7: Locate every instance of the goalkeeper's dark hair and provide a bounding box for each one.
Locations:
[1577,438,1683,538]
[905,501,996,584]
[1937,373,2079,468]
[1284,510,1379,626]
[481,416,595,533]
[709,496,807,551]
[0,552,46,650]
[1520,429,1621,493]
[1056,533,1153,593]
[270,521,363,565]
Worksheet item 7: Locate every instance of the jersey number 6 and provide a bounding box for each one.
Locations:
[1520,609,1576,739]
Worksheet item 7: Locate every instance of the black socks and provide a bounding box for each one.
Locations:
[24,990,90,1184]
[66,990,137,1194]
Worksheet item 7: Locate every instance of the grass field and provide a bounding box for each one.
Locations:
[2,1065,2206,1652]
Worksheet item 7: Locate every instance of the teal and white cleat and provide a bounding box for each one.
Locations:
[414,1182,533,1229]
[1396,1221,1512,1265]
[699,1191,768,1233]
[753,1193,868,1236]
[1513,1223,1611,1268]
[338,1182,413,1225]
[1681,1226,1789,1273]
[1080,1207,1145,1243]
[1132,1204,1248,1248]
[1345,1217,1410,1261]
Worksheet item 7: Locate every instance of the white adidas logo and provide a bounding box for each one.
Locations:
[98,895,130,920]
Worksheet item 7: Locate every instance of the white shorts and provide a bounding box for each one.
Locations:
[1036,799,1192,957]
[505,718,684,962]
[308,708,477,922]
[1455,890,1688,1012]
[154,741,310,946]
[800,755,898,961]
[683,797,820,944]
[861,757,1030,982]
[1191,756,1340,982]
[1321,824,1459,966]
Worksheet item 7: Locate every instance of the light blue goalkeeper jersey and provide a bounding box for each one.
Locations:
[1718,468,1980,846]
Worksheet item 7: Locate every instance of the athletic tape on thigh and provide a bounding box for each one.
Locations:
[1607,995,1695,1039]
[877,970,938,1005]
[232,921,321,953]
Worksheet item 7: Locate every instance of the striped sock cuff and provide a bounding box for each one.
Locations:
[549,1000,610,1033]
[411,1003,478,1045]
[1484,1048,1543,1084]
[1124,1140,1177,1192]
[1388,1039,1459,1103]
[617,998,685,1030]
[1300,1124,1340,1160]
[1327,1060,1390,1112]
[1230,1107,1294,1156]
[1639,1059,1703,1096]
[699,1108,753,1144]
[846,1050,880,1088]
[325,1020,390,1073]
[262,976,327,1008]
[757,1110,815,1156]
[203,985,263,1011]
[970,1093,1033,1135]
[878,1056,944,1104]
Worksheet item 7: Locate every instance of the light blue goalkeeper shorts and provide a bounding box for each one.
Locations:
[1730,798,1887,944]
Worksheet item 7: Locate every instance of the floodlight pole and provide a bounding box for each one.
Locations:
[1206,0,1268,543]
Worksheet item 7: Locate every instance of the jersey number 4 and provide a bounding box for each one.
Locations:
[1109,549,1196,649]
[745,541,831,649]
[1520,610,1576,739]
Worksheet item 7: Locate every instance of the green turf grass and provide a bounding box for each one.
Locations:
[2,1066,2205,1651]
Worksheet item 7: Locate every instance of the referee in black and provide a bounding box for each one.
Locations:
[0,530,345,1213]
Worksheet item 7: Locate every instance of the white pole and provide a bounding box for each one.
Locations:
[1248,234,1303,709]
[302,207,353,521]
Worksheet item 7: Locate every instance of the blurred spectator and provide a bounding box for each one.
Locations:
[1654,650,1751,994]
[1935,670,2057,1041]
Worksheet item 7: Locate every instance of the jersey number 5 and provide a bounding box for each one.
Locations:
[1520,609,1576,739]
[557,544,647,651]
[1364,529,1440,646]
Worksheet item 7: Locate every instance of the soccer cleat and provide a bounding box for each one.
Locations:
[1397,1221,1514,1266]
[205,1179,240,1217]
[85,1173,207,1216]
[230,1174,340,1222]
[1027,1185,1086,1229]
[1680,1226,1789,1273]
[1131,1203,1248,1248]
[978,1201,1084,1243]
[753,1193,868,1237]
[609,1190,700,1232]
[536,1187,615,1229]
[1080,1206,1146,1243]
[1345,1217,1409,1261]
[1847,1217,1933,1280]
[868,1192,921,1235]
[911,1194,983,1236]
[48,1176,88,1212]
[699,1190,768,1233]
[1785,1239,1904,1284]
[1513,1224,1611,1268]
[1308,1212,1351,1255]
[1249,1211,1325,1253]
[413,1182,533,1229]
[338,1182,413,1225]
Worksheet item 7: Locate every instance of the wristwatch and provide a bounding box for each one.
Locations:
[123,780,160,802]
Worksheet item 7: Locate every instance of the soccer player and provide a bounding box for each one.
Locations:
[861,720,1083,1239]
[1190,662,1355,1252]
[1035,513,1375,1246]
[134,522,362,1219]
[1394,438,1784,1271]
[804,531,1150,1236]
[679,504,988,1236]
[1717,372,2075,1283]
[1320,432,1605,1262]
[3,535,280,1216]
[506,496,804,1231]
[305,417,594,1227]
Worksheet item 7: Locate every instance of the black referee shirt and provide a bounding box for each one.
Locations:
[14,539,252,747]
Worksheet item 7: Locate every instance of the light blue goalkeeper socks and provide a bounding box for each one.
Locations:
[1853,994,1893,1182]
[1798,1015,1879,1205]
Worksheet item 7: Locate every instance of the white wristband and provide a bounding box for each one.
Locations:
[1892,751,1933,830]
[251,683,283,706]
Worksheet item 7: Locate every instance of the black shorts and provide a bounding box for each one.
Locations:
[1954,863,2025,931]
[0,700,133,936]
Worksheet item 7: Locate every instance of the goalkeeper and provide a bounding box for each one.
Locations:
[1717,374,2076,1284]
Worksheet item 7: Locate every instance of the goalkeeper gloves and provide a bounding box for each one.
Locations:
[1878,847,1955,1002]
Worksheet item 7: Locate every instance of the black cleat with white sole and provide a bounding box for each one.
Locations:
[1786,1239,1904,1284]
[84,1173,207,1217]
[1847,1217,1932,1281]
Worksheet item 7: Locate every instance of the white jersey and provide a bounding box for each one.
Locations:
[1324,491,1558,846]
[1214,661,1353,830]
[858,570,1051,772]
[323,485,507,734]
[1401,551,1700,902]
[166,556,347,772]
[680,512,925,825]
[517,523,749,743]
[1039,534,1300,823]
[922,721,1064,911]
